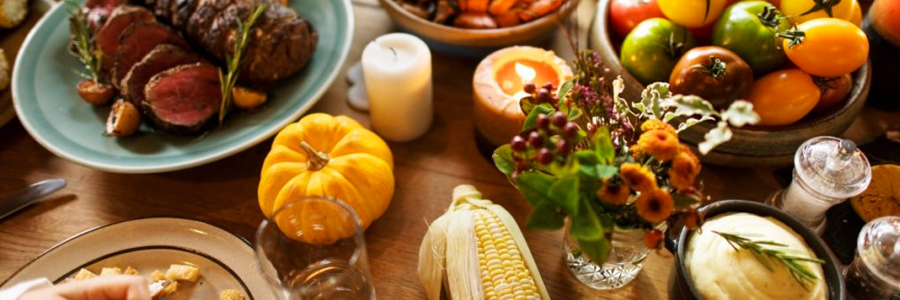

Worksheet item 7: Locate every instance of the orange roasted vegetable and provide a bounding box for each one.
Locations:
[468,0,489,13]
[454,12,498,29]
[489,0,518,15]
[258,113,395,244]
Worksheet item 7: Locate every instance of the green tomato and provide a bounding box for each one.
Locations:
[712,1,790,74]
[620,18,698,85]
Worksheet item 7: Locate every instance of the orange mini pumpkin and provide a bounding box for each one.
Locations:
[258,113,394,244]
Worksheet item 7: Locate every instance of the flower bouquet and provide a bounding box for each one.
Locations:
[492,51,759,289]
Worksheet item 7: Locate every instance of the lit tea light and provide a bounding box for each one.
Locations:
[473,46,573,146]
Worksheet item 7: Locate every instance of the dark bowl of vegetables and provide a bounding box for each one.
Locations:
[590,0,871,167]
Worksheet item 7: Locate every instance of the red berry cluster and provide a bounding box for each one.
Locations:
[524,82,559,106]
[510,83,583,175]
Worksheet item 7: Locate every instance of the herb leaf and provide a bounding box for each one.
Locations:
[714,231,826,289]
[527,202,566,230]
[218,4,266,126]
[492,145,515,176]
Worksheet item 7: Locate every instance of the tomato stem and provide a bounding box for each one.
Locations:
[800,0,841,17]
[690,56,727,79]
[812,75,843,90]
[777,27,806,49]
[757,5,782,30]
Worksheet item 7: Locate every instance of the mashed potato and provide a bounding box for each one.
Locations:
[686,212,827,300]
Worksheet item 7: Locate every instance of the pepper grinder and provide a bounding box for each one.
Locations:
[846,216,900,300]
[767,137,872,234]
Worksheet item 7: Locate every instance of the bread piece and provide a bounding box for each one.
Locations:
[100,267,122,276]
[0,0,27,29]
[151,270,166,281]
[0,49,9,91]
[165,264,200,282]
[219,289,245,300]
[73,268,98,280]
[161,281,179,295]
[124,266,140,275]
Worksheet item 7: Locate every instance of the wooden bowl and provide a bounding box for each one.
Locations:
[589,0,870,167]
[377,0,580,56]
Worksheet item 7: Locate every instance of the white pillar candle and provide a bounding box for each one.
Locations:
[361,33,433,142]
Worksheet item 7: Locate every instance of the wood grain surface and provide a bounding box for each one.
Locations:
[0,0,898,298]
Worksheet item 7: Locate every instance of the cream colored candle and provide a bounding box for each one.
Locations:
[361,33,432,142]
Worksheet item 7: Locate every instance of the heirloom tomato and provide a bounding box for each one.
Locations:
[712,1,790,74]
[621,18,698,85]
[782,18,868,78]
[658,0,728,28]
[780,0,856,24]
[669,46,754,109]
[746,69,820,126]
[814,73,852,112]
[609,0,666,38]
[870,0,900,44]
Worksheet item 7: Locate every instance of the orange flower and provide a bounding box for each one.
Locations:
[598,180,630,205]
[636,189,674,223]
[641,119,676,134]
[620,163,657,192]
[669,148,701,191]
[637,130,679,161]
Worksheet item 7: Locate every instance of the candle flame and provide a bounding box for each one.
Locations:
[514,62,536,84]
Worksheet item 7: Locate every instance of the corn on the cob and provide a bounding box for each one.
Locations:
[418,185,550,300]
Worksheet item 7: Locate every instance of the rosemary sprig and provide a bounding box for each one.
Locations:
[714,231,826,290]
[66,1,102,82]
[218,4,266,126]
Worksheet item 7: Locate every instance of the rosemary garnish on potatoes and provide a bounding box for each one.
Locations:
[218,4,266,126]
[66,1,102,82]
[714,231,826,289]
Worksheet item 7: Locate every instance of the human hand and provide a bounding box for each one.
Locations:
[19,275,151,300]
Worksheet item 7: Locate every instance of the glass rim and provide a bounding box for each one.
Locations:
[253,196,368,281]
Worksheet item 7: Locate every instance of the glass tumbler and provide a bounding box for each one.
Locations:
[255,197,375,300]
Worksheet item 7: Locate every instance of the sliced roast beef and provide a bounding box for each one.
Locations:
[120,45,202,109]
[84,0,126,30]
[143,63,221,135]
[112,22,189,87]
[143,0,317,84]
[95,6,156,71]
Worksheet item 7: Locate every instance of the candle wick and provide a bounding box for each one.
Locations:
[389,47,398,59]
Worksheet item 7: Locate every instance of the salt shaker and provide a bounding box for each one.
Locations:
[846,216,900,300]
[767,137,871,234]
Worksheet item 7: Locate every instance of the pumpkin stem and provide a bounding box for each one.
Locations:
[300,141,330,171]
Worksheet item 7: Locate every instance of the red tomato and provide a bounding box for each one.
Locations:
[871,0,900,44]
[814,74,853,112]
[689,21,716,45]
[609,0,666,38]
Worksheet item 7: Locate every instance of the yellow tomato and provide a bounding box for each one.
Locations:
[781,0,856,24]
[658,0,728,28]
[849,0,862,26]
[783,18,869,78]
[746,69,821,126]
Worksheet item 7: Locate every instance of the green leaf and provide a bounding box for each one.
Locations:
[492,145,515,176]
[591,127,615,163]
[526,202,565,230]
[570,200,604,241]
[548,175,580,215]
[522,104,554,131]
[520,96,537,116]
[595,164,618,179]
[515,172,555,207]
[675,116,716,133]
[567,107,583,121]
[698,121,733,155]
[673,193,700,209]
[721,100,760,127]
[576,237,611,264]
[557,79,574,101]
[660,95,717,119]
[640,82,671,118]
[574,150,600,165]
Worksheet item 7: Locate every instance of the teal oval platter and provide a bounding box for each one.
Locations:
[12,0,353,173]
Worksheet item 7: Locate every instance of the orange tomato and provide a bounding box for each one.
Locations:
[783,18,869,78]
[849,0,862,26]
[746,69,821,126]
[871,0,900,44]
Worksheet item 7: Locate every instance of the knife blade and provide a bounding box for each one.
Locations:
[0,178,67,220]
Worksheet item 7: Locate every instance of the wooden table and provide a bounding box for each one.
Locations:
[0,0,897,298]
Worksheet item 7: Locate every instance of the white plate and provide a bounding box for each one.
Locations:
[1,217,275,299]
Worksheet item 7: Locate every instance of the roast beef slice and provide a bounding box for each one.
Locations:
[112,22,189,88]
[143,63,222,135]
[120,44,202,110]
